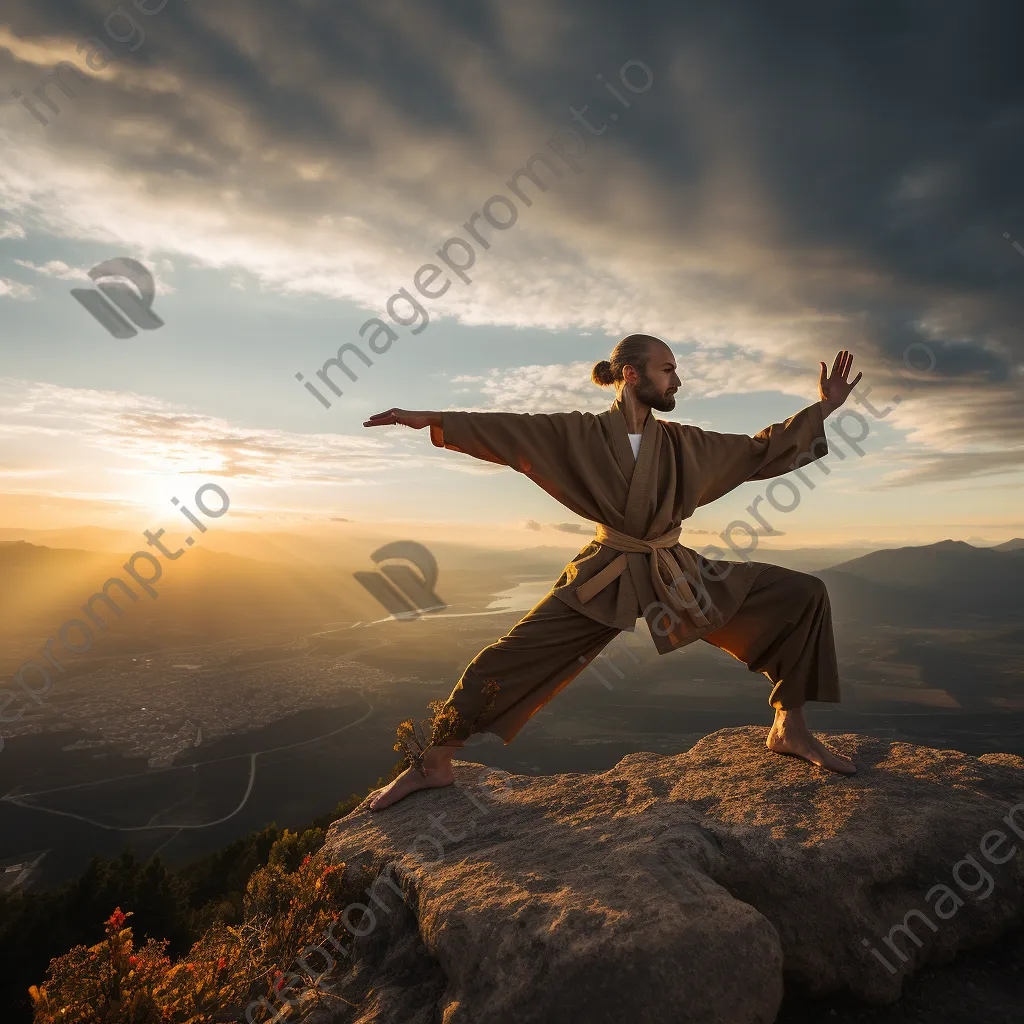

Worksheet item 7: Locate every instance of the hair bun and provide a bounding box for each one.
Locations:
[591,359,614,386]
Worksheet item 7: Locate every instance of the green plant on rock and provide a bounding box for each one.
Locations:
[393,678,501,775]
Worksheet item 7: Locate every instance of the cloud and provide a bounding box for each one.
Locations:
[13,257,176,294]
[0,277,34,299]
[0,379,434,485]
[551,521,591,535]
[520,518,596,536]
[14,259,90,281]
[450,364,607,414]
[871,449,1024,490]
[0,0,1020,457]
[0,220,25,239]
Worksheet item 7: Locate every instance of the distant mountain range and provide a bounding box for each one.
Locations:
[818,539,1024,626]
[1,535,1020,655]
[993,538,1024,552]
[830,538,1024,588]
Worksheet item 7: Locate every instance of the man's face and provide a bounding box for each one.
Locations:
[632,345,681,412]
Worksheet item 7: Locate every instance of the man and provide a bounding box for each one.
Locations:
[364,336,863,810]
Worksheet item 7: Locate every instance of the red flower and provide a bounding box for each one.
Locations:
[106,908,127,930]
[274,971,286,992]
[128,955,138,965]
[217,957,227,971]
[301,854,311,867]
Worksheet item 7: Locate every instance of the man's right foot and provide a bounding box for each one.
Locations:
[368,756,456,811]
[766,725,857,775]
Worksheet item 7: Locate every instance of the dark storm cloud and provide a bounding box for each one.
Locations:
[6,0,1022,253]
[2,0,1023,456]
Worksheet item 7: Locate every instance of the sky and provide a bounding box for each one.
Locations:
[0,0,1022,551]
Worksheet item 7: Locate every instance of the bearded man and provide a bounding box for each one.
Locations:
[364,336,862,809]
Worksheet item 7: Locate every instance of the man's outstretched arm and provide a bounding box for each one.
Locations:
[685,350,863,508]
[363,406,581,476]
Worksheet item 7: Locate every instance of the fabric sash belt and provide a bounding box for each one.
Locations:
[574,522,712,629]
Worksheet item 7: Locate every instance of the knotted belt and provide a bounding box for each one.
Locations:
[574,522,713,629]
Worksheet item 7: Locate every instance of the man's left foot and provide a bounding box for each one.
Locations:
[368,755,456,810]
[766,726,857,775]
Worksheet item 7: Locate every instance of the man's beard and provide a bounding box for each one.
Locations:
[635,374,676,412]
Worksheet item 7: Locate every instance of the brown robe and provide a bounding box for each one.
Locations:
[429,396,829,655]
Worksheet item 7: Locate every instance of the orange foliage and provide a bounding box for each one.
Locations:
[29,835,359,1023]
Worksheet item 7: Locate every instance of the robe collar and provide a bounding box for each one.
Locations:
[606,396,658,476]
[605,396,662,537]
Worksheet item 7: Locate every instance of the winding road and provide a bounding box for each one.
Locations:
[1,692,375,832]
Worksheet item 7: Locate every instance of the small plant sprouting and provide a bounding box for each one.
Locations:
[393,678,501,775]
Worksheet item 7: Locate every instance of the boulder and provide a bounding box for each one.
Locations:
[307,726,1024,1023]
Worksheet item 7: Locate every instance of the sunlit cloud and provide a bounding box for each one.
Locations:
[0,277,34,299]
[13,256,177,295]
[0,379,429,484]
[14,258,90,281]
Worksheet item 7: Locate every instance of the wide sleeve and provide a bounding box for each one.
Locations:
[429,409,583,481]
[685,401,830,508]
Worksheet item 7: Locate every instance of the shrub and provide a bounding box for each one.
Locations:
[30,834,357,1023]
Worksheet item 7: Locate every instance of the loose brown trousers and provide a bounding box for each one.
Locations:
[438,561,841,749]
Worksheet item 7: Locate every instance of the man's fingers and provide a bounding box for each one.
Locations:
[851,370,863,387]
[835,350,852,380]
[364,411,400,427]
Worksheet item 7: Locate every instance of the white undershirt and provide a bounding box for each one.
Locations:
[628,433,642,459]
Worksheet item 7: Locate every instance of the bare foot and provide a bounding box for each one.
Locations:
[368,749,456,811]
[766,724,857,775]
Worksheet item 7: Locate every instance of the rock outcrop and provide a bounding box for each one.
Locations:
[312,727,1024,1023]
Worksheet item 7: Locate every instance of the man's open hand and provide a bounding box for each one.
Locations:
[363,409,439,429]
[818,351,863,415]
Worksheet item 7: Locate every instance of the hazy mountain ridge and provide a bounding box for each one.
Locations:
[831,538,1024,587]
[993,538,1024,552]
[817,539,1024,626]
[2,536,1021,647]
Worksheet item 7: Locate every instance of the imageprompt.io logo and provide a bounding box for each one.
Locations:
[354,541,447,620]
[70,257,164,338]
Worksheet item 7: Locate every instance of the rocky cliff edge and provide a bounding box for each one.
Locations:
[308,726,1024,1024]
